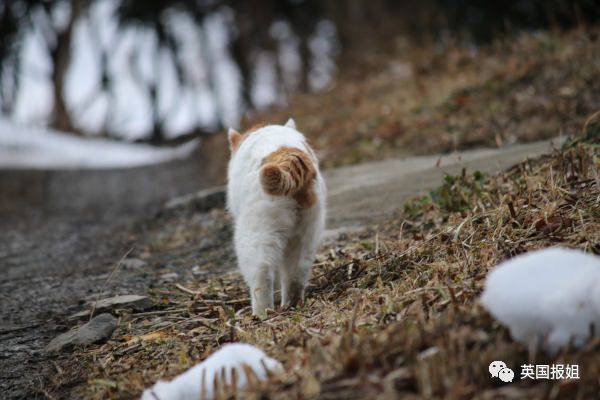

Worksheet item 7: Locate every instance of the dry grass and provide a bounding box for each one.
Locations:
[39,27,600,399]
[196,28,600,187]
[54,127,600,399]
[246,29,600,169]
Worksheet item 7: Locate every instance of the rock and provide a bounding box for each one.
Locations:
[69,295,153,319]
[120,258,148,269]
[94,294,153,312]
[45,313,118,353]
[198,238,215,251]
[68,310,92,320]
[162,186,226,214]
[191,265,207,276]
[159,272,179,282]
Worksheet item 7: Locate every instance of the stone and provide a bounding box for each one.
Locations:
[45,313,118,353]
[69,295,153,320]
[191,265,207,276]
[120,258,148,269]
[197,238,215,251]
[94,295,153,312]
[162,186,226,214]
[160,272,179,282]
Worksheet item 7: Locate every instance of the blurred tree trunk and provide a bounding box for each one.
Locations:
[148,84,164,144]
[230,33,254,111]
[49,0,86,133]
[198,25,225,130]
[230,0,268,111]
[0,4,20,116]
[286,2,316,93]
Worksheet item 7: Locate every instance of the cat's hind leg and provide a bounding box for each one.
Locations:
[235,229,285,318]
[281,204,323,308]
[273,268,281,305]
[248,262,274,318]
[281,237,309,308]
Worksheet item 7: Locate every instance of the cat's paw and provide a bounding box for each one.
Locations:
[282,281,305,308]
[251,307,274,321]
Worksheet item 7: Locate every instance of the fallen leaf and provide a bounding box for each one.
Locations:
[534,215,573,234]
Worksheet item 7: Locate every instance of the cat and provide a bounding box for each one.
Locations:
[226,118,326,318]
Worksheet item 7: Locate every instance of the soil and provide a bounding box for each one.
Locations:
[2,27,597,400]
[0,137,562,399]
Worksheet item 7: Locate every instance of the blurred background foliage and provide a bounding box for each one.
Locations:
[0,0,599,142]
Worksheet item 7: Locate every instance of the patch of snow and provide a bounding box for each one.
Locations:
[140,343,282,400]
[270,20,302,92]
[0,121,198,169]
[13,26,53,125]
[13,0,233,138]
[480,247,600,353]
[252,51,279,108]
[7,2,338,139]
[308,20,339,91]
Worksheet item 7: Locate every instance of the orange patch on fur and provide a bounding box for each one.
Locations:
[260,146,317,208]
[293,185,317,208]
[228,131,243,152]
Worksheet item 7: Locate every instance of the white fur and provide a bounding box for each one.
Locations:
[140,343,282,400]
[227,122,326,317]
[284,118,296,129]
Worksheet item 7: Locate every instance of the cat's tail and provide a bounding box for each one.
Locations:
[260,147,316,197]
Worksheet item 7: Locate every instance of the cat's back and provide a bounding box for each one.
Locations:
[235,126,309,165]
[227,123,322,219]
[227,125,324,222]
[228,125,313,185]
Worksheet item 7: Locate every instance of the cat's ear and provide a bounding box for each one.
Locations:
[284,118,296,130]
[228,128,242,152]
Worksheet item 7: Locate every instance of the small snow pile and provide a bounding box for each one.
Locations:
[141,343,283,400]
[480,247,600,352]
[0,120,198,169]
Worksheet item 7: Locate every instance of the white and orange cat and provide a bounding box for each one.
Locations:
[227,118,326,318]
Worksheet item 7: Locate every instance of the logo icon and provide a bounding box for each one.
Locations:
[498,367,515,382]
[489,361,514,383]
[489,361,507,378]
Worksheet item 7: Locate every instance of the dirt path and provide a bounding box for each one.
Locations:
[0,137,563,399]
[325,138,563,233]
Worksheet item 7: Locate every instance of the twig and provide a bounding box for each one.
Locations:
[174,283,251,305]
[582,108,600,135]
[452,217,470,242]
[89,247,134,321]
[174,283,198,295]
[0,323,40,335]
[131,308,193,317]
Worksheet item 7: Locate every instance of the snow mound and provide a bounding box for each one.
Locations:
[140,343,283,400]
[480,247,600,352]
[0,121,198,169]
